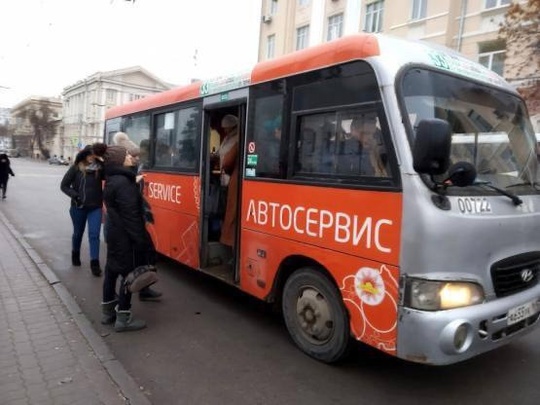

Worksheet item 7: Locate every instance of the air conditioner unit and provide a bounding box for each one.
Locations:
[262,15,272,23]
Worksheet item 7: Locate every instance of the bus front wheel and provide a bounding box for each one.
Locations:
[282,267,350,363]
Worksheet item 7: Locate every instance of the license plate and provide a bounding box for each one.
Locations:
[507,301,539,326]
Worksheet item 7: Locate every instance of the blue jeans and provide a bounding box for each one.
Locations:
[69,206,102,260]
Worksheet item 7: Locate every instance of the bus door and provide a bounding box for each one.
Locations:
[199,91,247,284]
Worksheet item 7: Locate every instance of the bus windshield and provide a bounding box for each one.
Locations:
[401,68,539,192]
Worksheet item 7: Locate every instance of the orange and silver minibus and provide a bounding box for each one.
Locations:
[104,33,539,365]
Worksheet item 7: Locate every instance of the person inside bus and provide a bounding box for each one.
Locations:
[219,114,240,254]
[155,140,173,166]
[319,121,340,173]
[258,115,283,176]
[175,139,197,169]
[139,139,151,169]
[336,115,388,177]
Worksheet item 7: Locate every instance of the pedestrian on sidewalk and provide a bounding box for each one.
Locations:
[97,144,154,332]
[0,153,15,199]
[60,144,105,276]
[113,132,162,302]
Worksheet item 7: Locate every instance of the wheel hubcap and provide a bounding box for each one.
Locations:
[296,287,333,344]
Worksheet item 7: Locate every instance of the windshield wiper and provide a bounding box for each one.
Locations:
[505,181,540,191]
[474,181,523,206]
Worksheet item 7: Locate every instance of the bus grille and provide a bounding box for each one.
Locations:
[490,252,540,298]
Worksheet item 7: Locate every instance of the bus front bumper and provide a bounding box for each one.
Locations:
[396,285,540,365]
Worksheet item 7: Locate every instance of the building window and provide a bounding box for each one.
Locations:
[411,0,427,20]
[478,41,505,76]
[266,34,276,59]
[298,0,310,6]
[364,1,384,33]
[106,89,117,104]
[478,50,505,76]
[327,13,344,41]
[485,0,511,9]
[269,0,278,15]
[129,94,144,102]
[296,25,310,50]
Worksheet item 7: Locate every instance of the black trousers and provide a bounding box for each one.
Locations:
[0,178,9,197]
[103,268,132,311]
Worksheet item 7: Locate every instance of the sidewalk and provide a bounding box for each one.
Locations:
[0,211,151,405]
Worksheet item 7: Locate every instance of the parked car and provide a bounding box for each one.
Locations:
[48,156,69,165]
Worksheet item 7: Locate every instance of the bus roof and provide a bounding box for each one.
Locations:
[106,33,380,119]
[374,34,511,91]
[106,33,513,120]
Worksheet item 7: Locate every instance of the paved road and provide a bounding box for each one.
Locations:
[2,158,540,404]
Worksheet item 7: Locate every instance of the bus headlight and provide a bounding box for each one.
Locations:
[406,279,484,311]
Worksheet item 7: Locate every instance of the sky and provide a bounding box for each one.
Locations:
[0,0,262,108]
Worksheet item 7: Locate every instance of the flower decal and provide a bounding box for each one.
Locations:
[341,264,399,354]
[354,267,385,306]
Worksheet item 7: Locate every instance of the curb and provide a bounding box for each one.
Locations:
[0,211,152,405]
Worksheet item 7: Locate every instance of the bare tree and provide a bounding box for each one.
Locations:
[0,123,8,138]
[499,0,540,116]
[17,103,58,159]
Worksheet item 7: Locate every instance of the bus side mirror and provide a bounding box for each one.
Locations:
[413,119,452,175]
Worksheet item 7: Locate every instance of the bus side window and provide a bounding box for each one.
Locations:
[247,80,286,179]
[295,110,390,179]
[123,114,151,167]
[155,139,173,167]
[295,113,336,175]
[154,106,200,171]
[176,106,199,170]
[335,112,388,177]
[319,120,339,173]
[297,127,316,173]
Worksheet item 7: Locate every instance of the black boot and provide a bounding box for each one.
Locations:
[139,286,162,302]
[72,251,81,266]
[101,300,117,325]
[90,259,102,277]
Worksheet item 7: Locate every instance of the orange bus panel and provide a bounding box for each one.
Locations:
[143,173,201,268]
[239,181,402,354]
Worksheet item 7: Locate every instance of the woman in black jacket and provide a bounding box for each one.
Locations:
[60,145,105,276]
[99,145,151,332]
[0,153,15,199]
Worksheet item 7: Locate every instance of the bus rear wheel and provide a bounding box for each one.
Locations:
[282,267,350,363]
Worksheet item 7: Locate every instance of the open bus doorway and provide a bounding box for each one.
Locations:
[200,105,245,284]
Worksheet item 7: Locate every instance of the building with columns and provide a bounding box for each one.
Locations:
[61,66,172,159]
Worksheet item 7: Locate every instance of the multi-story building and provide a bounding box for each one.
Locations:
[10,97,63,158]
[259,0,539,129]
[62,66,173,159]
